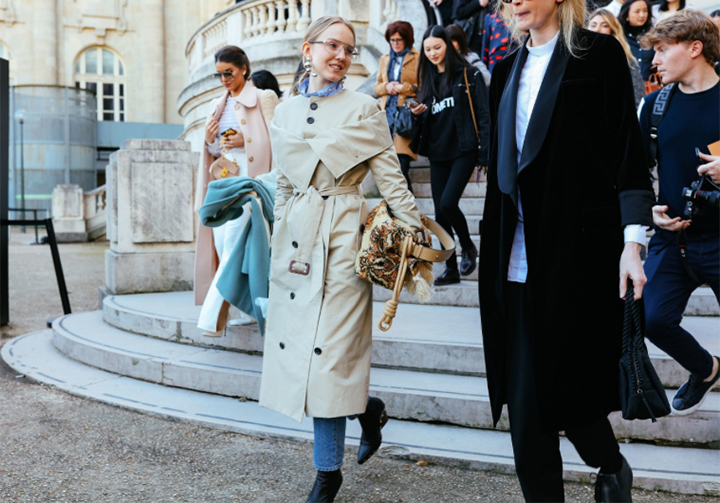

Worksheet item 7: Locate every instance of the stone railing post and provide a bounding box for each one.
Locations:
[52,184,86,242]
[105,140,200,295]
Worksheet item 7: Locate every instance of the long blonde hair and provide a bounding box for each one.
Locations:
[588,8,638,65]
[290,16,357,96]
[501,0,587,57]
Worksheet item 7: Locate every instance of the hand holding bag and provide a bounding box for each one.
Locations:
[355,201,455,331]
[393,105,414,139]
[619,280,671,422]
[210,141,240,181]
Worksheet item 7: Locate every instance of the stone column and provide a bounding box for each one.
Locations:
[105,140,199,295]
[33,0,58,85]
[141,0,166,123]
[52,185,87,242]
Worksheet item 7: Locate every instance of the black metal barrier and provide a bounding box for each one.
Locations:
[0,217,72,319]
[0,58,9,326]
[8,208,48,244]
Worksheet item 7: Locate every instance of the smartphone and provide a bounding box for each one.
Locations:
[221,128,238,137]
[406,98,419,108]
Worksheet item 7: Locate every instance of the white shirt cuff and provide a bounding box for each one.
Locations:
[206,137,222,157]
[624,225,649,246]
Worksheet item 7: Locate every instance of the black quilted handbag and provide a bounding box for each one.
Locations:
[618,280,671,422]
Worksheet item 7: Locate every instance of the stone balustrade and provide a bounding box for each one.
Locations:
[84,185,107,241]
[52,184,108,242]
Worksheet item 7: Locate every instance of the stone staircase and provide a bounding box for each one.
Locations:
[2,165,719,497]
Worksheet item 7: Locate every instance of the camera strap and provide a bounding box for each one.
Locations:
[677,228,702,285]
[649,83,678,166]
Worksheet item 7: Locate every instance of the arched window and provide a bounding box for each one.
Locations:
[0,43,14,84]
[74,47,126,122]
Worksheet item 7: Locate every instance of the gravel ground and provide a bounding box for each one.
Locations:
[0,228,715,502]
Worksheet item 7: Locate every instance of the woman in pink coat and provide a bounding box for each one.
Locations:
[193,45,278,335]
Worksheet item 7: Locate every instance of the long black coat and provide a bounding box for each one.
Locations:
[479,30,654,431]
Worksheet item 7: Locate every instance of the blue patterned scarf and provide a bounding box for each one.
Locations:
[385,48,410,135]
[298,78,344,98]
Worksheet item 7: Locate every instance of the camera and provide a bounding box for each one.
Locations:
[682,176,720,218]
[681,148,720,218]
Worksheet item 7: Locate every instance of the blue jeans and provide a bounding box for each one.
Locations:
[313,417,346,471]
[644,231,719,379]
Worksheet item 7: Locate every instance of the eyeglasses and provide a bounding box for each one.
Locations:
[212,70,235,81]
[309,39,358,60]
[389,37,405,43]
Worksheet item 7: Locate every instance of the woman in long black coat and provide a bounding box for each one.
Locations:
[478,0,654,499]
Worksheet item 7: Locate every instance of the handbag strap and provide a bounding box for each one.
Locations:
[463,67,481,146]
[409,217,455,262]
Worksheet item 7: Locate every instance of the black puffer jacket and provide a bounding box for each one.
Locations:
[410,66,490,166]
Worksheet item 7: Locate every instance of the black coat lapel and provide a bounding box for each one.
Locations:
[497,45,529,207]
[517,40,570,175]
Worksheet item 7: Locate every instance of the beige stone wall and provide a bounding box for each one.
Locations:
[0,0,204,124]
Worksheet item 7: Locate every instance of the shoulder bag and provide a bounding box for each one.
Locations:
[618,280,671,422]
[355,201,455,331]
[463,67,482,151]
[210,143,240,181]
[393,105,414,139]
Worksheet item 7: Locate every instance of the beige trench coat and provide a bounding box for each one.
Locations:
[259,90,422,422]
[193,83,278,306]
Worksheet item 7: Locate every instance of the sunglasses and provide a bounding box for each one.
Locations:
[212,70,236,81]
[309,39,359,60]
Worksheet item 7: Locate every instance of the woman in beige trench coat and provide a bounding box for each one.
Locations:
[258,16,422,503]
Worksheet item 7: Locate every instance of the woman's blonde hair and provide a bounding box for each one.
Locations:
[290,15,357,96]
[588,9,638,65]
[501,0,587,57]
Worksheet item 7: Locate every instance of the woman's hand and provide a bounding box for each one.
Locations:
[652,205,690,231]
[619,242,646,300]
[698,153,720,184]
[386,82,398,96]
[205,119,219,144]
[410,103,427,115]
[222,132,245,149]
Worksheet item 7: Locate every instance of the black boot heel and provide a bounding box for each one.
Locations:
[357,397,388,465]
[306,469,343,503]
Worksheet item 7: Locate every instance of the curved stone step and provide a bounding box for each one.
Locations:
[4,330,718,496]
[367,197,485,217]
[373,281,720,316]
[102,292,719,390]
[52,311,720,447]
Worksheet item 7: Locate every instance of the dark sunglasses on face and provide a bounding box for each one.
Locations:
[212,70,236,81]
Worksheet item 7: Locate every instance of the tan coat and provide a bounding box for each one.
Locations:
[193,83,279,305]
[373,49,419,159]
[258,90,422,422]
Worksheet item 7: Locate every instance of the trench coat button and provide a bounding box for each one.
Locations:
[310,102,318,110]
[314,347,322,355]
[279,342,285,349]
[307,117,315,124]
[241,119,247,124]
[248,156,254,162]
[292,241,298,248]
[290,292,295,299]
[247,137,252,143]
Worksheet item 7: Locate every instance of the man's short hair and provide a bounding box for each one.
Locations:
[640,10,720,65]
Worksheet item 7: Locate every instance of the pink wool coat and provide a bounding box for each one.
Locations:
[194,83,278,305]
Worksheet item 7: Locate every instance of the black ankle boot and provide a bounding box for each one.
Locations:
[306,469,343,503]
[434,267,461,286]
[595,456,633,502]
[357,396,389,465]
[460,242,477,276]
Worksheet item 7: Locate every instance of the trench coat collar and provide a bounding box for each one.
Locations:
[497,36,570,206]
[270,108,392,191]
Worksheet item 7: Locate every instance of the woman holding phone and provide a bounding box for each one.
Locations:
[409,25,490,286]
[194,45,279,335]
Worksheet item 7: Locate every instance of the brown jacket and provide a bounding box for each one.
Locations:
[374,49,419,159]
[193,83,278,305]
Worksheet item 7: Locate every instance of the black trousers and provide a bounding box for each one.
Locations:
[430,152,476,270]
[505,281,621,503]
[398,153,413,194]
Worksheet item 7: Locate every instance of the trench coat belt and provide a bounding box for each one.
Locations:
[288,185,362,276]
